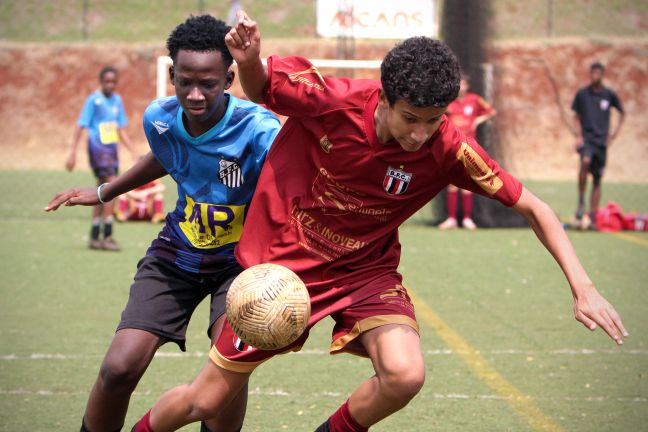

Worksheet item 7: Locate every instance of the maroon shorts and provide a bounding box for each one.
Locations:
[210,272,419,373]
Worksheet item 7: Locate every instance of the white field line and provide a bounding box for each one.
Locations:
[2,348,647,361]
[1,388,645,403]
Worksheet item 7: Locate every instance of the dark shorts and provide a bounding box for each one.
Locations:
[579,141,607,178]
[88,141,119,180]
[118,255,243,351]
[93,166,119,180]
[210,272,419,373]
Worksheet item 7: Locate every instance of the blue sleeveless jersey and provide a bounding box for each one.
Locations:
[143,95,280,273]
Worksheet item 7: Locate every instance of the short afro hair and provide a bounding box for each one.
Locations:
[166,15,233,68]
[590,61,605,71]
[381,37,460,107]
[99,66,117,81]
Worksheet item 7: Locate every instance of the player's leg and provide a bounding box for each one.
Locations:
[83,256,210,431]
[151,191,165,223]
[316,277,423,431]
[82,329,163,432]
[132,313,284,431]
[460,190,477,230]
[133,359,251,432]
[116,195,129,222]
[90,195,103,249]
[439,184,459,229]
[100,173,120,251]
[335,325,424,430]
[201,315,248,432]
[588,146,606,227]
[576,147,593,221]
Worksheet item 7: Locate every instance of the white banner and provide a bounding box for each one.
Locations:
[316,0,438,39]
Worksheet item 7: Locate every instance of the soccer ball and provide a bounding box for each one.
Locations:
[226,263,311,351]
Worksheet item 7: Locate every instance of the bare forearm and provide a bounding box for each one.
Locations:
[572,114,582,138]
[513,187,628,344]
[515,189,592,297]
[237,58,268,103]
[611,112,625,138]
[102,153,167,201]
[118,128,135,153]
[70,126,84,153]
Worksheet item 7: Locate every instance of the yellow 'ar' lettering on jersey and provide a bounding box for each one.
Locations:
[179,196,246,249]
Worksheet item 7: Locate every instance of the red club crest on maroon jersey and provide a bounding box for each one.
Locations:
[383,166,412,195]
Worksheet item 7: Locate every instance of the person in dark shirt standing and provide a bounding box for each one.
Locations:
[571,62,625,229]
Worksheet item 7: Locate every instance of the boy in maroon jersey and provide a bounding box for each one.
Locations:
[132,11,627,432]
[438,74,496,230]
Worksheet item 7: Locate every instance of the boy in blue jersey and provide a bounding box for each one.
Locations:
[67,66,137,251]
[46,15,280,432]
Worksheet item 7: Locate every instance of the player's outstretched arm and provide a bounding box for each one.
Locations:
[512,187,628,345]
[45,153,167,211]
[66,126,85,171]
[225,10,267,103]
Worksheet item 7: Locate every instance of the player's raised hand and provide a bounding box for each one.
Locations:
[573,287,629,345]
[225,10,260,65]
[44,187,100,212]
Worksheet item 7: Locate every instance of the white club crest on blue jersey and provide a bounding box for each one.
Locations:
[219,159,244,188]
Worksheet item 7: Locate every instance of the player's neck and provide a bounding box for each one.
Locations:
[373,105,393,144]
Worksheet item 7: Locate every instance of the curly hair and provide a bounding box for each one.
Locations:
[381,37,460,107]
[166,15,233,68]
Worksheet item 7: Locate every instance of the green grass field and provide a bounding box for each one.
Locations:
[1,0,646,42]
[0,171,647,431]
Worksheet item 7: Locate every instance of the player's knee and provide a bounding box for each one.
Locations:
[380,358,426,403]
[188,388,226,421]
[98,356,145,392]
[592,175,602,187]
[580,158,592,170]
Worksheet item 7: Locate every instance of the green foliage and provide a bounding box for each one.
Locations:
[0,170,646,430]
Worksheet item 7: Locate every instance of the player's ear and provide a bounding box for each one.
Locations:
[224,69,235,90]
[378,89,389,108]
[169,66,175,86]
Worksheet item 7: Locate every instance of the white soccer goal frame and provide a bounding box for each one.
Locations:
[156,56,381,98]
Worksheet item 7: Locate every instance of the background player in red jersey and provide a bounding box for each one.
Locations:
[131,11,628,432]
[115,178,166,223]
[438,73,496,230]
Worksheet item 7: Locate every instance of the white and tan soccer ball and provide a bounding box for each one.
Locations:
[226,263,311,351]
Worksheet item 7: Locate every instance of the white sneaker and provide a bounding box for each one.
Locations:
[462,218,477,230]
[438,217,458,230]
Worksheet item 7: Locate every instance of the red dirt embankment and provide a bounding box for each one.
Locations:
[0,38,646,182]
